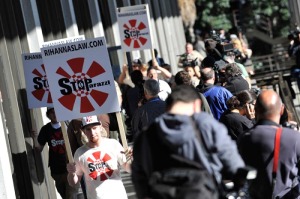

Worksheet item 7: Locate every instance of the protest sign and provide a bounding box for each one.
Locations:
[23,36,86,109]
[41,37,120,122]
[117,4,153,52]
[22,53,52,108]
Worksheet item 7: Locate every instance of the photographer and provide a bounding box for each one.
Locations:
[198,66,233,120]
[223,63,250,95]
[203,30,251,86]
[239,90,300,198]
[198,54,228,87]
[288,28,300,63]
[178,42,203,68]
[224,52,251,88]
[288,28,300,91]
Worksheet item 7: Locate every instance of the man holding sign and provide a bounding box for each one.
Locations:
[32,107,82,199]
[67,115,132,199]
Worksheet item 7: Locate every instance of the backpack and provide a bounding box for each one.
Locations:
[146,122,219,199]
[148,154,219,199]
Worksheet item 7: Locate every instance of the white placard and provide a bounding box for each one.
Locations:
[22,36,86,109]
[22,52,53,108]
[117,4,153,52]
[41,37,120,122]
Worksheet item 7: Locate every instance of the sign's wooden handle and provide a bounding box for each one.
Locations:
[116,112,128,150]
[61,121,74,163]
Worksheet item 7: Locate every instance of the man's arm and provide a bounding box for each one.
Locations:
[114,80,123,106]
[193,66,201,78]
[197,113,245,178]
[33,135,44,152]
[152,61,172,79]
[118,64,135,88]
[118,64,128,84]
[31,129,45,152]
[122,162,132,173]
[121,147,133,173]
[67,162,83,187]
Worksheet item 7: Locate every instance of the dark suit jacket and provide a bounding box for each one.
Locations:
[131,97,166,139]
[239,121,300,198]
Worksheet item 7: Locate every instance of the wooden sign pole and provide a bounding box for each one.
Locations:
[116,112,128,150]
[60,121,74,162]
[151,48,155,62]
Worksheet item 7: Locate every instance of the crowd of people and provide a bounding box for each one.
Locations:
[31,28,300,199]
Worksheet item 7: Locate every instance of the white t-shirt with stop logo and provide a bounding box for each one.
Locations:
[74,138,128,199]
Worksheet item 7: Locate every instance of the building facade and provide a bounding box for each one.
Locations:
[288,0,300,28]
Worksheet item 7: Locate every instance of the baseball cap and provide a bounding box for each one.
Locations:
[132,58,142,65]
[82,115,101,128]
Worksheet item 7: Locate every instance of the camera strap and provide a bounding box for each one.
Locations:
[271,127,282,198]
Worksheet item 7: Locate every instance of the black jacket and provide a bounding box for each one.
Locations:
[131,97,166,139]
[132,113,245,198]
[219,111,254,140]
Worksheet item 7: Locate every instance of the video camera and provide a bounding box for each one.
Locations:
[208,30,235,56]
[223,166,257,199]
[182,58,199,68]
[205,30,246,69]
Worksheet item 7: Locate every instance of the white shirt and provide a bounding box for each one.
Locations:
[158,79,171,101]
[74,138,127,199]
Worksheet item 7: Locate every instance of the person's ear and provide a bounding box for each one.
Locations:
[193,99,202,113]
[280,104,285,116]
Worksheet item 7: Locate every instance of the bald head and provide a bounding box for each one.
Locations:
[186,43,193,54]
[255,90,283,123]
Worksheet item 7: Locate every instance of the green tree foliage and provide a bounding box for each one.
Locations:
[250,0,290,37]
[194,0,290,38]
[195,0,232,32]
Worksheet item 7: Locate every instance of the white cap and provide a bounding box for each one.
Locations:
[82,115,101,128]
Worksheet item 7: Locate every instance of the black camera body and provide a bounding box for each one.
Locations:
[182,58,199,67]
[209,30,235,55]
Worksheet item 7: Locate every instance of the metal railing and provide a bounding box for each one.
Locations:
[251,53,294,74]
[250,52,299,123]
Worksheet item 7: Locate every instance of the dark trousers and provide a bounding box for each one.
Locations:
[51,172,84,199]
